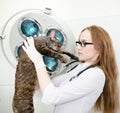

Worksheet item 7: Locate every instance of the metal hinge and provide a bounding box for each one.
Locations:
[0,35,5,39]
[44,7,52,15]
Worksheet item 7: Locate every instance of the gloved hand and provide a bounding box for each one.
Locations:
[22,37,45,68]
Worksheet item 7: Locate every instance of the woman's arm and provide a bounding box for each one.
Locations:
[41,68,105,104]
[35,66,52,93]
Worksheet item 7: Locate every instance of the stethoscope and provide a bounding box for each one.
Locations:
[64,59,94,82]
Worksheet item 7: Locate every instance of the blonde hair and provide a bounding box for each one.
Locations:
[81,25,119,113]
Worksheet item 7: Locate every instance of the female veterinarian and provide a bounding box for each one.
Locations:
[22,25,119,113]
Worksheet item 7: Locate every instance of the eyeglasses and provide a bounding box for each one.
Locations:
[76,41,93,47]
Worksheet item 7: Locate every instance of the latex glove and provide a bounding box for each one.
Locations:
[22,37,45,68]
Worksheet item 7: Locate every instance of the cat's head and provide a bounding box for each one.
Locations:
[46,36,61,51]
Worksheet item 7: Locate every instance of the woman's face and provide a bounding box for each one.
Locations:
[77,29,99,62]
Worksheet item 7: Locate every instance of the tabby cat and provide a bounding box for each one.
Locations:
[12,36,79,113]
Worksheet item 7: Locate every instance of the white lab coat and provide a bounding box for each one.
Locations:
[41,62,105,113]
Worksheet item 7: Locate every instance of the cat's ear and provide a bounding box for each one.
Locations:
[49,36,57,41]
[49,36,54,41]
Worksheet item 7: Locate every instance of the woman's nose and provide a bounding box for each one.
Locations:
[76,45,82,50]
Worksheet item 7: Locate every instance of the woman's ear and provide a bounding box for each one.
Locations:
[96,51,99,56]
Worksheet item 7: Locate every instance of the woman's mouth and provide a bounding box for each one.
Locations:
[78,51,82,55]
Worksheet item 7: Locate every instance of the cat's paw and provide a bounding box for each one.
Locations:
[60,57,68,63]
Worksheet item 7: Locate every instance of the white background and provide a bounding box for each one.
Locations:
[0,0,120,27]
[0,0,120,113]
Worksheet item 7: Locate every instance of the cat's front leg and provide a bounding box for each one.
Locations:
[57,50,79,61]
[56,54,68,63]
[41,48,68,63]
